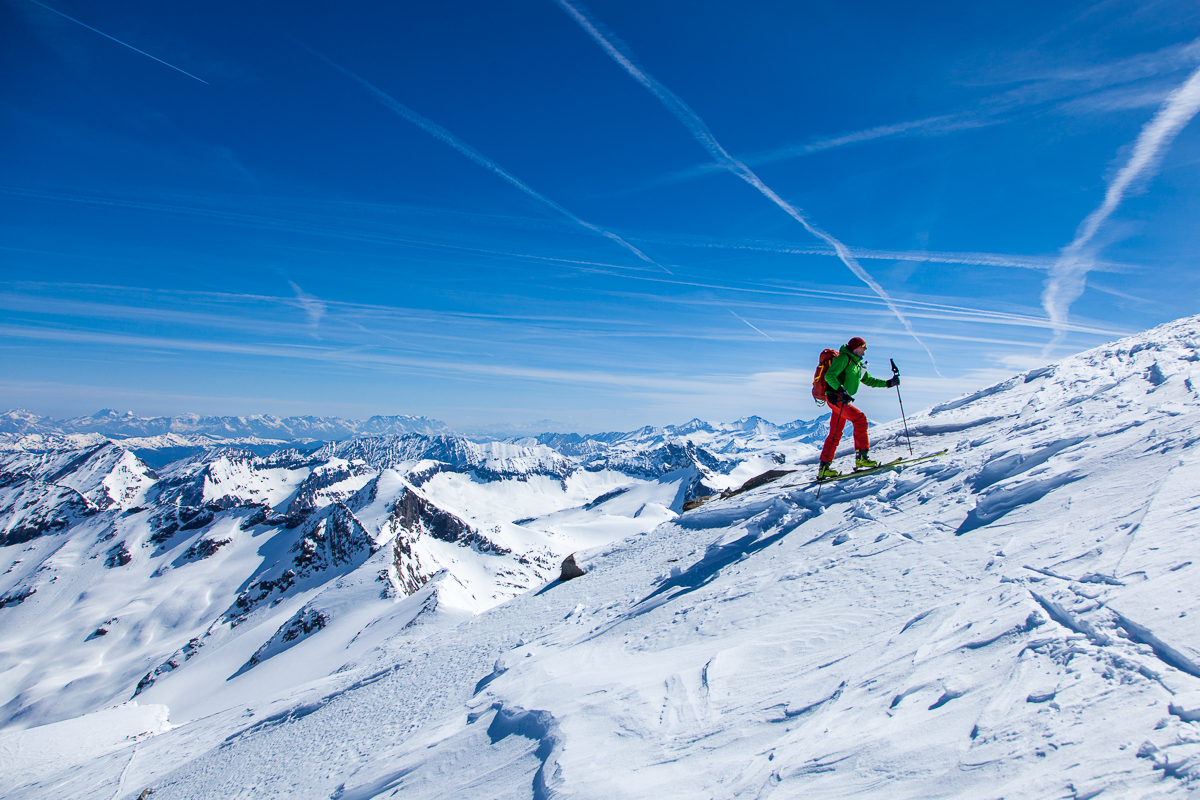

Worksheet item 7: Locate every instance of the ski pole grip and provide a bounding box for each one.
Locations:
[890,358,899,376]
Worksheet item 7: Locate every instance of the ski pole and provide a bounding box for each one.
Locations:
[890,358,913,456]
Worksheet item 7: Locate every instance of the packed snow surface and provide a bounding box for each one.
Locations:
[4,315,1200,797]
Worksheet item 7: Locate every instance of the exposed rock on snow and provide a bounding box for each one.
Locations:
[236,604,329,676]
[558,553,585,582]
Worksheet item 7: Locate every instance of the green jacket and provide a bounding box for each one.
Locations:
[824,344,887,399]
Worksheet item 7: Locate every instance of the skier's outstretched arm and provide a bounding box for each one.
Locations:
[860,370,889,389]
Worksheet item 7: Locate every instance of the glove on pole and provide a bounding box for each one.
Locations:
[891,358,913,456]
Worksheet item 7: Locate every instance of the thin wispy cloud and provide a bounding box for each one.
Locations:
[0,323,746,395]
[992,35,1200,90]
[553,0,942,371]
[24,0,208,84]
[0,186,657,276]
[288,280,326,337]
[294,41,671,274]
[2,276,1122,344]
[1042,61,1200,349]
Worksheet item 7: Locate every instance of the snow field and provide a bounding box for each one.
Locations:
[120,316,1200,799]
[3,315,1200,797]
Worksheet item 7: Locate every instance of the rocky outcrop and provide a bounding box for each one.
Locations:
[559,554,586,582]
[387,488,508,554]
[133,635,203,696]
[0,482,96,546]
[0,585,35,608]
[234,603,329,676]
[180,537,231,562]
[232,503,378,618]
[286,460,375,516]
[104,541,132,568]
[386,487,510,597]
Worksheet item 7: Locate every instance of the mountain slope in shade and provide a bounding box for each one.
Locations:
[3,315,1200,798]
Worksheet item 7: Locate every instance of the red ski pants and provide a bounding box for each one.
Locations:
[820,400,869,462]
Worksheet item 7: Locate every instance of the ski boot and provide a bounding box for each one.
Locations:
[855,449,879,470]
[817,461,841,481]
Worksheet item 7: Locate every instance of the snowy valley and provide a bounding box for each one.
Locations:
[4,315,1200,798]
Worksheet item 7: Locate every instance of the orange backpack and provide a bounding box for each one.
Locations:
[812,348,839,406]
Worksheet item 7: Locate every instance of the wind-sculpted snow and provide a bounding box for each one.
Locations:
[8,315,1200,798]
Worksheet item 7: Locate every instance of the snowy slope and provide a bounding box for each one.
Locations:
[0,426,742,739]
[5,315,1200,798]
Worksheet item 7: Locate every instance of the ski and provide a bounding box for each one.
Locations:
[683,449,950,512]
[784,449,949,489]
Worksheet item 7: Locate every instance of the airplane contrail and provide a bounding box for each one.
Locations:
[635,113,996,193]
[1042,60,1200,350]
[728,308,774,341]
[25,0,208,84]
[635,234,1136,272]
[551,0,940,372]
[297,41,670,274]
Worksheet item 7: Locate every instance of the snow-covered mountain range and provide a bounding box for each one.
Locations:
[0,408,454,444]
[4,315,1200,798]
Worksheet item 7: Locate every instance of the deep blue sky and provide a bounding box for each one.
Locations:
[2,0,1198,431]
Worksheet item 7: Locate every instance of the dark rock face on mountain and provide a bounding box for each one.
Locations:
[236,604,329,676]
[287,461,376,516]
[558,553,586,582]
[0,482,96,546]
[235,503,379,619]
[394,488,506,552]
[293,504,378,573]
[387,487,511,597]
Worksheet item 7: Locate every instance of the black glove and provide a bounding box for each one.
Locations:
[886,376,900,388]
[837,389,853,405]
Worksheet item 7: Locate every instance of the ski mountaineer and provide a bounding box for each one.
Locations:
[818,336,899,480]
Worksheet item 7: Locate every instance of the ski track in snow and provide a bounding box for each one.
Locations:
[4,317,1200,797]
